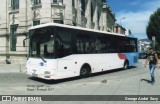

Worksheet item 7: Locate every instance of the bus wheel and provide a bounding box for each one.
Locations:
[123,61,129,70]
[80,65,91,78]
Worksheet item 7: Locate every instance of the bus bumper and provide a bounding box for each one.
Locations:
[26,69,55,80]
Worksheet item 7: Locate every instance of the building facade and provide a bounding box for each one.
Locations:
[114,24,126,35]
[102,4,116,32]
[125,29,131,37]
[0,0,116,64]
[139,39,151,52]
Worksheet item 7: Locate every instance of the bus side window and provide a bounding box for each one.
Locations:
[44,45,47,56]
[95,39,101,53]
[57,28,72,58]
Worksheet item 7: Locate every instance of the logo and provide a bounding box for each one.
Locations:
[2,96,11,101]
[39,62,44,66]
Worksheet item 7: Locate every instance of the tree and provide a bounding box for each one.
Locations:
[146,8,160,52]
[146,8,160,43]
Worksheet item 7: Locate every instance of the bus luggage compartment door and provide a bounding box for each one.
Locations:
[57,59,74,71]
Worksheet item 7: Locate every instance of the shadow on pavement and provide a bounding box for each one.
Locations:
[29,76,81,84]
[28,66,137,84]
[141,79,152,84]
[91,66,137,77]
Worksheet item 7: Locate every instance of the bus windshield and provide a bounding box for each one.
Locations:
[29,27,55,59]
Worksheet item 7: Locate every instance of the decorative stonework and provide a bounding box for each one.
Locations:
[10,15,19,25]
[33,9,41,19]
[52,8,64,18]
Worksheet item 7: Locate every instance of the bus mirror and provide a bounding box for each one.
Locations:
[23,38,29,47]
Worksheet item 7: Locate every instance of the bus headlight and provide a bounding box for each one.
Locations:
[44,71,51,74]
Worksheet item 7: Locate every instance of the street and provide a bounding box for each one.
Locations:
[0,60,160,104]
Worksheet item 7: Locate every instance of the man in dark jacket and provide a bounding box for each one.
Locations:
[144,48,159,84]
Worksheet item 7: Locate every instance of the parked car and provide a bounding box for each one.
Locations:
[138,52,147,59]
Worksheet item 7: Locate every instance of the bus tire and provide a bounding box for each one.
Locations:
[80,65,91,78]
[123,60,129,70]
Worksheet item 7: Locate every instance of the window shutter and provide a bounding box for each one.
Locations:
[10,25,17,51]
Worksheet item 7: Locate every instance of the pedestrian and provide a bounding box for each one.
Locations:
[144,48,159,84]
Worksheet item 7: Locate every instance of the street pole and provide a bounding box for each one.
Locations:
[120,17,125,26]
[6,0,10,64]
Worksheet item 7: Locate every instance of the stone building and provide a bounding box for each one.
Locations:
[102,4,116,32]
[0,0,116,64]
[139,39,151,52]
[114,24,126,35]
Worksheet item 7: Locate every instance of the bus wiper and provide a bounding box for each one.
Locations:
[40,55,47,63]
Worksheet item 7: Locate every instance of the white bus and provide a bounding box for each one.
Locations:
[25,23,138,80]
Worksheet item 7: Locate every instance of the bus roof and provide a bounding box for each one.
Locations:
[28,23,135,38]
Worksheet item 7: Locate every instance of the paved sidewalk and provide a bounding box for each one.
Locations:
[0,64,26,73]
[0,59,160,104]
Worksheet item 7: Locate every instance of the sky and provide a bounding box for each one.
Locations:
[107,0,160,39]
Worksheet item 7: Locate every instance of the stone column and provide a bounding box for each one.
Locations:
[86,0,91,29]
[77,0,82,27]
[41,0,52,24]
[102,4,107,31]
[6,0,10,62]
[64,0,73,25]
[94,4,98,30]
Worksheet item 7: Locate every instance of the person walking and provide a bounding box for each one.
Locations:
[144,48,159,84]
